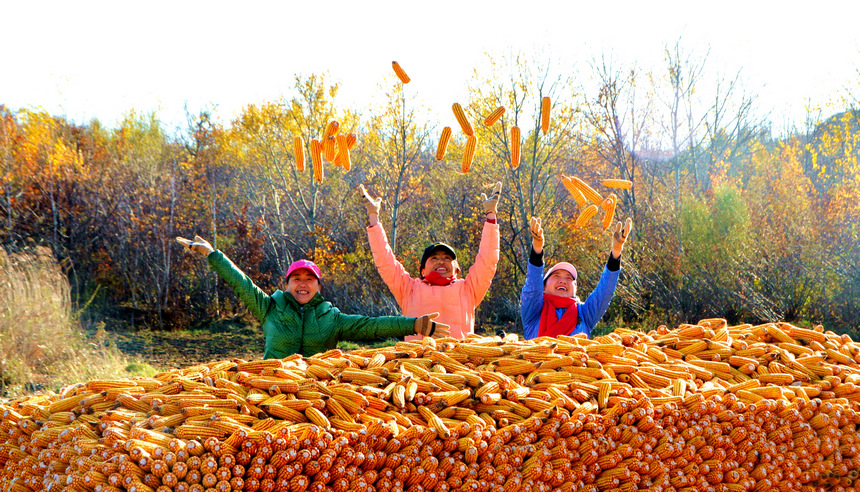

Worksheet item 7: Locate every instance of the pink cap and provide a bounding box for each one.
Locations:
[286,259,322,281]
[543,262,577,283]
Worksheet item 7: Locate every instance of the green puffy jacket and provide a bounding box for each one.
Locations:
[208,250,417,358]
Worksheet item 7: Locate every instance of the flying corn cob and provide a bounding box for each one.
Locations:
[436,126,452,161]
[569,176,603,204]
[336,134,352,171]
[601,178,633,189]
[310,139,324,184]
[560,175,587,207]
[540,96,552,134]
[293,137,306,172]
[323,121,340,141]
[510,126,521,169]
[462,134,477,174]
[323,135,337,163]
[575,204,599,228]
[452,103,474,136]
[601,194,617,231]
[392,61,410,84]
[483,106,505,127]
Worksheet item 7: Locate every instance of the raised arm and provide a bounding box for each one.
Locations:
[360,184,415,304]
[176,235,272,322]
[520,217,546,339]
[464,182,502,303]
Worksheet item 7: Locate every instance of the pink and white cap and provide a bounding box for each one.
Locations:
[285,259,322,281]
[543,262,577,283]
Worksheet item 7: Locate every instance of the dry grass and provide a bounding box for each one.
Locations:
[0,246,154,397]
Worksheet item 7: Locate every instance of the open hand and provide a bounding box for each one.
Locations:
[358,184,382,216]
[529,216,544,254]
[414,312,451,339]
[481,181,503,216]
[611,217,634,258]
[176,235,214,257]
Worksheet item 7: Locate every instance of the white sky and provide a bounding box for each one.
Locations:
[3,1,859,134]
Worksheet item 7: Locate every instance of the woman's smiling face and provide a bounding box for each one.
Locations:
[421,252,458,279]
[286,269,321,304]
[543,269,576,298]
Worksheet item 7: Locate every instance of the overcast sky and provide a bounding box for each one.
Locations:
[3,1,859,134]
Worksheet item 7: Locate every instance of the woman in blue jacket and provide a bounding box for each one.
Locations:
[520,216,633,339]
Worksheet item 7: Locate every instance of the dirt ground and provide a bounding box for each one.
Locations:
[104,317,266,371]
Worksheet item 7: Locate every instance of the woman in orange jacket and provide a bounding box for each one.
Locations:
[359,182,502,339]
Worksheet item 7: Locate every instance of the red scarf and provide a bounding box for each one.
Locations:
[423,271,455,286]
[539,294,579,338]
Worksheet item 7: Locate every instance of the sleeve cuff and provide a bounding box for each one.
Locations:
[529,248,544,267]
[486,218,497,224]
[607,252,621,272]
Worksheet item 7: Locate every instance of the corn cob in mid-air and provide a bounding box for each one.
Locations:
[452,103,474,136]
[602,178,633,189]
[510,126,521,168]
[436,126,452,161]
[601,194,617,231]
[575,204,599,228]
[462,134,477,173]
[541,96,551,134]
[483,106,505,127]
[293,136,306,172]
[391,61,410,84]
[569,175,603,204]
[310,139,323,183]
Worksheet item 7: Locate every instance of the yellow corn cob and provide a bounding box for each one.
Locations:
[47,393,90,414]
[452,103,474,136]
[436,126,452,161]
[462,134,477,173]
[575,204,598,228]
[601,194,617,231]
[336,134,352,171]
[747,386,787,400]
[292,136,306,172]
[483,106,505,127]
[686,359,732,374]
[427,375,458,392]
[569,176,603,204]
[540,96,551,134]
[246,377,300,393]
[310,139,323,183]
[323,135,336,163]
[261,403,307,422]
[304,407,331,429]
[510,126,521,168]
[340,369,389,386]
[345,132,357,150]
[457,344,505,359]
[392,61,410,84]
[173,425,227,440]
[418,406,450,438]
[558,175,587,207]
[322,120,340,141]
[601,179,632,189]
[392,384,407,408]
[475,381,500,399]
[757,373,794,385]
[597,382,611,408]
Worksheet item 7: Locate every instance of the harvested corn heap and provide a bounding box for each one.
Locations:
[2,321,860,492]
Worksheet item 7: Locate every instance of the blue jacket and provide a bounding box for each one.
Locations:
[521,252,620,339]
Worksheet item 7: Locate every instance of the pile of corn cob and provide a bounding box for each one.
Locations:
[2,320,859,491]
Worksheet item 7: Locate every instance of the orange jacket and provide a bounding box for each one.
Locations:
[366,220,500,339]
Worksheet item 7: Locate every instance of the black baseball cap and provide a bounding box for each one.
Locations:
[420,242,457,271]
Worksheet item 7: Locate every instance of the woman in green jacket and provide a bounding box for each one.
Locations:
[176,235,448,358]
